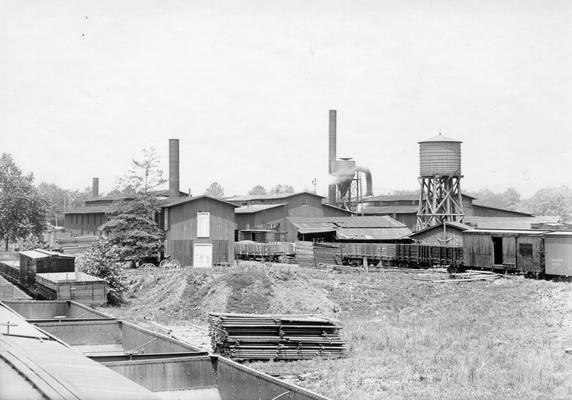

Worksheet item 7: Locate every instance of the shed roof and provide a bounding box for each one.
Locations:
[19,250,50,259]
[544,231,572,237]
[226,191,324,202]
[235,203,287,214]
[365,193,475,202]
[161,195,238,209]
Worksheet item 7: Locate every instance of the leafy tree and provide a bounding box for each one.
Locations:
[524,186,572,220]
[0,153,48,250]
[248,185,267,195]
[116,147,166,194]
[37,183,92,225]
[503,187,521,211]
[205,182,225,198]
[270,184,295,194]
[77,239,127,305]
[100,194,164,263]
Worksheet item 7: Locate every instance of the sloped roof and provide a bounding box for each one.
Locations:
[288,216,409,239]
[362,205,419,215]
[161,195,237,209]
[464,216,541,230]
[337,227,412,240]
[471,202,532,216]
[64,205,116,215]
[235,203,287,214]
[226,191,324,202]
[410,221,472,237]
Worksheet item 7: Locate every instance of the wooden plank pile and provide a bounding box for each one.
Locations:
[208,313,347,361]
[295,241,316,268]
[313,243,340,265]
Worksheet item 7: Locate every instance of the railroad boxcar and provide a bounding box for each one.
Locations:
[543,231,572,277]
[462,229,547,275]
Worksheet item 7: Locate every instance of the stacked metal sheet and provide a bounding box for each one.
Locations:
[209,313,347,361]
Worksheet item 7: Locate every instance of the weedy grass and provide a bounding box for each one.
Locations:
[250,272,572,400]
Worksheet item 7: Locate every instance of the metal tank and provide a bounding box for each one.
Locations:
[418,134,462,177]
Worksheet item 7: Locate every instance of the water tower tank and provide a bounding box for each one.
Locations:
[418,134,462,177]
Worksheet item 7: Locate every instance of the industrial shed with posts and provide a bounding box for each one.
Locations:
[19,249,75,287]
[161,195,237,268]
[462,229,547,275]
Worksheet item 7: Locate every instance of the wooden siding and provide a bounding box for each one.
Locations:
[411,226,465,247]
[463,231,543,273]
[64,213,107,235]
[165,198,235,267]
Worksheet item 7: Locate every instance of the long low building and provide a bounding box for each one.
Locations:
[285,216,412,242]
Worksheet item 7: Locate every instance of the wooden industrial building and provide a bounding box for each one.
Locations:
[286,216,411,243]
[408,221,471,246]
[362,193,535,231]
[161,195,237,267]
[228,192,352,243]
[462,229,546,275]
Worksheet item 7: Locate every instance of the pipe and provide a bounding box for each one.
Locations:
[169,139,180,198]
[355,166,373,197]
[328,110,337,204]
[92,178,99,198]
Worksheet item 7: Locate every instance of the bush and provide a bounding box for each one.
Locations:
[77,239,127,305]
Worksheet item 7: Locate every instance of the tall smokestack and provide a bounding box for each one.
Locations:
[92,177,99,198]
[328,110,337,204]
[169,139,180,197]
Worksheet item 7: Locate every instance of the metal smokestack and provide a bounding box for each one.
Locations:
[328,110,337,204]
[169,139,180,197]
[92,177,99,198]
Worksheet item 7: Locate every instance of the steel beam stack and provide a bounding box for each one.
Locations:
[208,313,347,361]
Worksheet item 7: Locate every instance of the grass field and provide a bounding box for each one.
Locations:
[107,264,572,400]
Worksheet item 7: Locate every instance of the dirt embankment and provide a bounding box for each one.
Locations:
[111,264,337,324]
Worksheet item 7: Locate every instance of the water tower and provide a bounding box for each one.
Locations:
[416,133,464,230]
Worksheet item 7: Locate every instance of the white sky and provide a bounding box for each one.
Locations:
[1,0,571,198]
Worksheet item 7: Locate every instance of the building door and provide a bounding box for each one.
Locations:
[193,243,212,268]
[492,237,503,265]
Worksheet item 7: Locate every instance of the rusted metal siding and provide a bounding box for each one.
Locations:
[165,198,235,267]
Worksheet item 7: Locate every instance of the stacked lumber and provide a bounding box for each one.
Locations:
[313,243,340,265]
[295,241,316,268]
[208,313,347,361]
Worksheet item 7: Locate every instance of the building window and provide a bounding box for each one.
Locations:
[197,212,210,238]
[519,243,533,257]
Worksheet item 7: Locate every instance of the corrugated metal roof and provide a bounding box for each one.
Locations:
[235,203,287,214]
[288,216,406,229]
[226,191,323,202]
[336,227,412,240]
[362,205,419,215]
